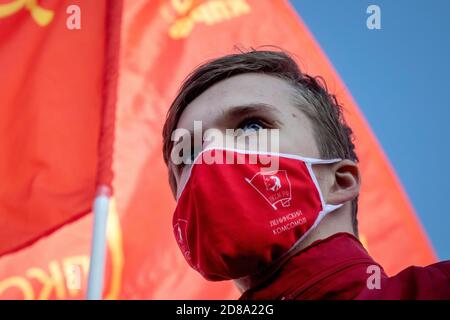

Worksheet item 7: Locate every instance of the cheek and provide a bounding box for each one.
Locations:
[277,129,321,159]
[311,165,331,200]
[168,172,178,199]
[168,164,181,197]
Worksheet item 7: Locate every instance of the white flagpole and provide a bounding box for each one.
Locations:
[86,0,122,300]
[86,189,110,299]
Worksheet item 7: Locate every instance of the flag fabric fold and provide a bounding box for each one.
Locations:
[0,0,109,257]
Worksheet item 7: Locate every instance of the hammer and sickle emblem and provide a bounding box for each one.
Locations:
[0,0,54,26]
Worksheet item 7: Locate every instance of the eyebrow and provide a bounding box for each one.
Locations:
[221,102,281,122]
[173,102,281,147]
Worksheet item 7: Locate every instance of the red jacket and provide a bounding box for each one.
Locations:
[239,233,450,300]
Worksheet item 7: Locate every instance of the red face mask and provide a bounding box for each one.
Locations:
[173,148,342,281]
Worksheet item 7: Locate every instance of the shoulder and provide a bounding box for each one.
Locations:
[356,260,450,299]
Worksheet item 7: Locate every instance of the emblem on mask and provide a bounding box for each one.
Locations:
[173,219,191,261]
[245,170,292,210]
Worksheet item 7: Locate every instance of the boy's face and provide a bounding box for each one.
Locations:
[170,73,330,197]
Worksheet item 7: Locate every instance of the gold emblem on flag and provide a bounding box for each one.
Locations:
[0,0,54,26]
[161,0,251,39]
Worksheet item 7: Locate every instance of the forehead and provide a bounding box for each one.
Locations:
[176,73,298,130]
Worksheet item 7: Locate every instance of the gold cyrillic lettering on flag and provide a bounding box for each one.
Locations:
[26,261,66,299]
[0,201,124,299]
[0,276,34,299]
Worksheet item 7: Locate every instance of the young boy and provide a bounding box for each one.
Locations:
[162,50,450,299]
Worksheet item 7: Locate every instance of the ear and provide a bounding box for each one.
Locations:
[326,159,361,205]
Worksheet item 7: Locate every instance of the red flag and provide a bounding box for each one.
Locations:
[0,0,436,299]
[0,0,121,257]
[113,0,436,298]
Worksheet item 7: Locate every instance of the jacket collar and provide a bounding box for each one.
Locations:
[239,232,385,300]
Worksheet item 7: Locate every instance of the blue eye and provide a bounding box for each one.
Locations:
[241,121,264,132]
[189,148,202,162]
[179,148,198,167]
[190,150,196,162]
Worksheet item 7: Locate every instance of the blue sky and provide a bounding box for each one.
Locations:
[290,0,450,260]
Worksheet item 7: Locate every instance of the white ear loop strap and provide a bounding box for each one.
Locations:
[176,147,342,200]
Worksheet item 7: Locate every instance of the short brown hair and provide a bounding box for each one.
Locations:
[162,49,359,234]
